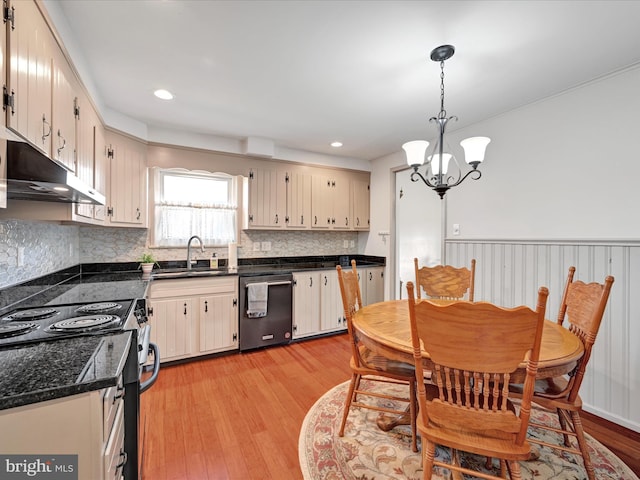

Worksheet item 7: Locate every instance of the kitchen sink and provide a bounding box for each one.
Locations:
[151,268,228,279]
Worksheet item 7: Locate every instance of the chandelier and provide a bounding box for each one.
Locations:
[403,45,490,199]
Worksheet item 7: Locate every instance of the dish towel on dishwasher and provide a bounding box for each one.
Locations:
[247,282,268,318]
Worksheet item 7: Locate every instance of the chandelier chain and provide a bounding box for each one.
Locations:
[439,60,446,119]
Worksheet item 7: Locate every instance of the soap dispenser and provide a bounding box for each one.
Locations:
[210,253,218,269]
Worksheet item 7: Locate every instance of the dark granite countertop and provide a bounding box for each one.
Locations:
[149,254,386,280]
[0,331,132,411]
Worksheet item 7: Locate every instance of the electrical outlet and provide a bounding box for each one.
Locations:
[343,240,349,248]
[350,240,355,248]
[253,242,261,251]
[17,247,25,267]
[261,241,271,251]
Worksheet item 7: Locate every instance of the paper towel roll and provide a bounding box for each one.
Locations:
[228,242,238,269]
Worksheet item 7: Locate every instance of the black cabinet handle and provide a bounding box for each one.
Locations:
[204,300,208,313]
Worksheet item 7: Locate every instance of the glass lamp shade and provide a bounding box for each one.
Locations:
[403,140,429,167]
[460,136,491,165]
[428,153,452,175]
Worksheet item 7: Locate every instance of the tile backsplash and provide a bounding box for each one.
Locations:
[0,219,359,288]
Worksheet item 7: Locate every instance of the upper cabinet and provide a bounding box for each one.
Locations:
[51,47,77,171]
[6,0,54,157]
[0,5,7,209]
[246,167,287,229]
[244,163,370,232]
[351,179,370,231]
[104,130,147,228]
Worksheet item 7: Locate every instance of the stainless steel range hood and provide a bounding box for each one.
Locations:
[6,140,105,205]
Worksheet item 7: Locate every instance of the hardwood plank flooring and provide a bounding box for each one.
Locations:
[140,334,640,479]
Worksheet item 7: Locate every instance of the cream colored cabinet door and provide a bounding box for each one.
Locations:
[319,269,346,333]
[311,176,332,229]
[0,6,6,209]
[351,179,370,230]
[148,297,195,362]
[292,271,321,338]
[286,171,311,229]
[362,266,384,305]
[247,167,287,228]
[52,49,77,171]
[74,95,106,223]
[311,174,351,230]
[199,292,238,354]
[105,131,147,227]
[7,0,54,156]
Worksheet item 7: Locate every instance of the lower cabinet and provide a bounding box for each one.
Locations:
[147,276,239,363]
[292,269,347,339]
[360,266,385,306]
[0,387,123,480]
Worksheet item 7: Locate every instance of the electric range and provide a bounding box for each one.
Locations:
[0,299,140,348]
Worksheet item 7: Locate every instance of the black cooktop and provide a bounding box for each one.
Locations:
[0,299,136,348]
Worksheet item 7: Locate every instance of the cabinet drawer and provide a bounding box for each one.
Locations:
[102,377,124,444]
[149,276,238,298]
[104,400,125,480]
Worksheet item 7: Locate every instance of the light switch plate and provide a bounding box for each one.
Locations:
[261,241,271,251]
[253,242,261,251]
[453,224,460,236]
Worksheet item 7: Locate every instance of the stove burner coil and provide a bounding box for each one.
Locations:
[47,315,120,332]
[76,302,122,314]
[0,322,39,338]
[2,308,59,321]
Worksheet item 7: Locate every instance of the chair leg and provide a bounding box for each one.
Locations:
[557,407,571,446]
[409,380,418,452]
[506,460,521,480]
[570,410,596,480]
[422,439,436,480]
[339,374,359,437]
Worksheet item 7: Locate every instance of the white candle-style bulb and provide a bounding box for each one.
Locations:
[428,153,452,175]
[460,136,491,165]
[402,140,429,167]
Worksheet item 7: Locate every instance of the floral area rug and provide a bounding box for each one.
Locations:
[299,380,638,480]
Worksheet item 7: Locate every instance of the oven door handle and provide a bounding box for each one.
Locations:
[140,343,160,394]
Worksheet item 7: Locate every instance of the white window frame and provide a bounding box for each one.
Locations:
[151,167,238,247]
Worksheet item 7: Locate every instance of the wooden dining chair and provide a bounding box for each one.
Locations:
[414,258,476,301]
[509,267,614,480]
[336,260,418,452]
[407,281,548,479]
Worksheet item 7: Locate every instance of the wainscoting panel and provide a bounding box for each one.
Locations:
[446,240,640,432]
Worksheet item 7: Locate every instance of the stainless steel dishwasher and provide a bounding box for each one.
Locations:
[239,273,293,351]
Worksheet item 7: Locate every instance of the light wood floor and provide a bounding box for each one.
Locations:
[140,334,640,479]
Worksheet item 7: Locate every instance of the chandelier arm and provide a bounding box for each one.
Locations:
[409,168,437,188]
[446,168,482,188]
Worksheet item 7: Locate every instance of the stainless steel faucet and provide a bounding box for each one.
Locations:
[187,235,205,270]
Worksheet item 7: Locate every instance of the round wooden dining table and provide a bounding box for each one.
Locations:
[352,299,584,384]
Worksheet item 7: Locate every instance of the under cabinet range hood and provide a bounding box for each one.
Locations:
[5,140,106,205]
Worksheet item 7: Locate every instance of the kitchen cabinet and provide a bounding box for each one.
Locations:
[285,170,311,229]
[104,130,147,227]
[147,276,239,362]
[311,174,351,230]
[246,167,287,229]
[0,8,6,210]
[147,296,195,362]
[359,266,385,306]
[351,179,370,230]
[52,47,77,172]
[319,269,346,333]
[292,271,321,339]
[293,269,346,339]
[0,387,122,480]
[6,0,54,157]
[74,93,107,224]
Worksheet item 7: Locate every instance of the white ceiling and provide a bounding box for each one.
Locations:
[45,0,640,163]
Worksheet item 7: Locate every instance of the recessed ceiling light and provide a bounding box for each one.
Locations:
[331,141,343,148]
[154,89,174,100]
